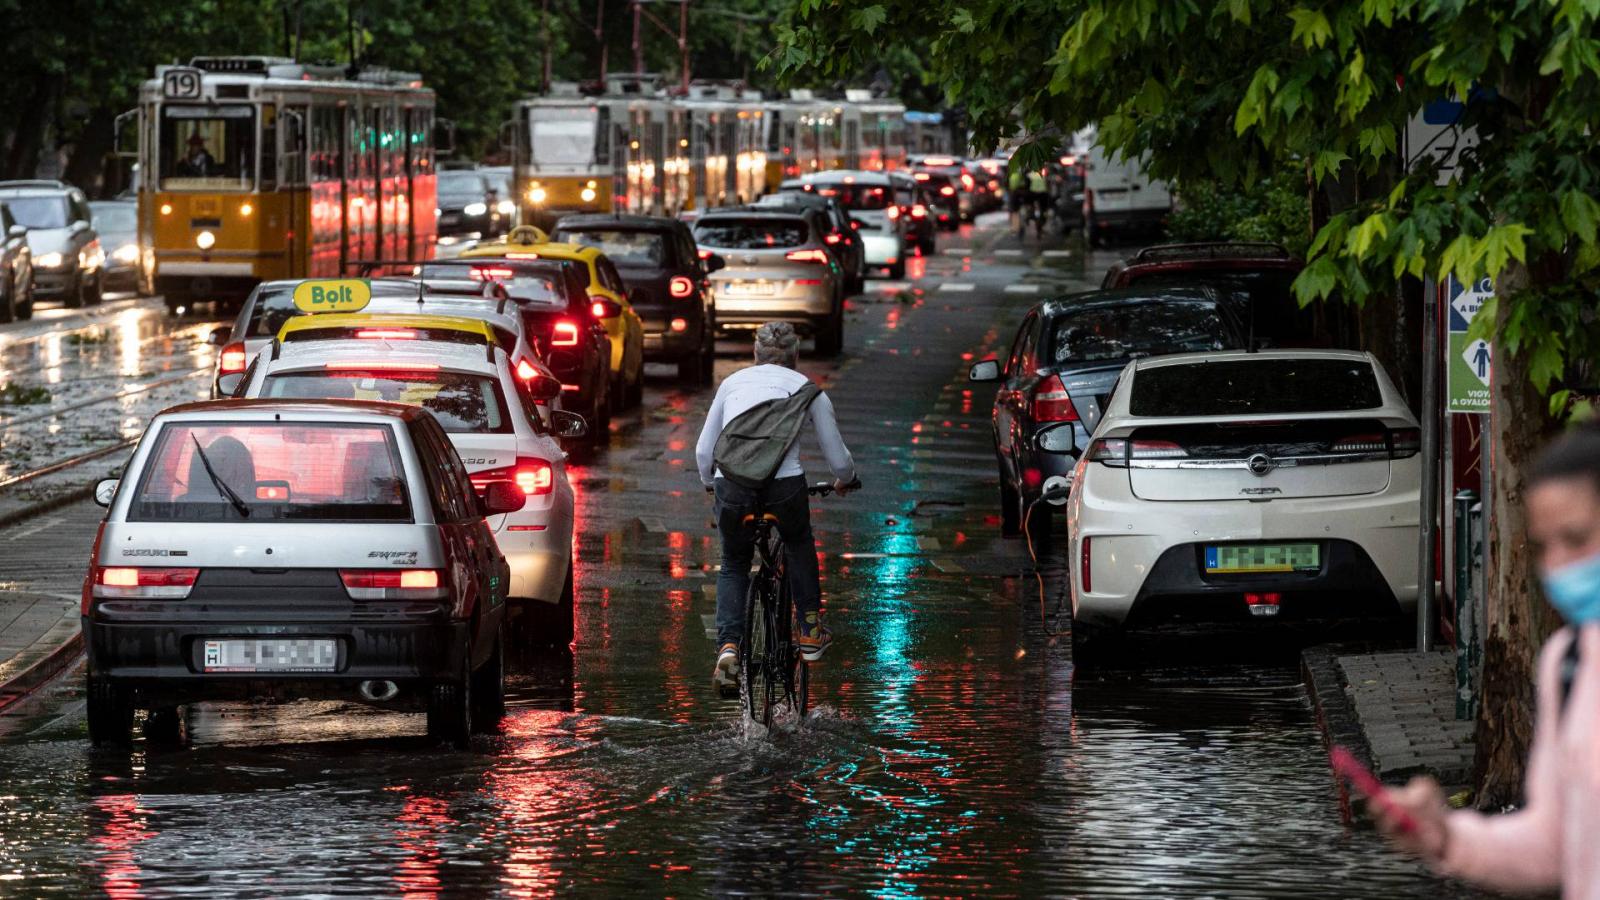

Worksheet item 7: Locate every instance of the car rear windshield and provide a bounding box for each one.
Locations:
[1130,358,1384,417]
[129,422,412,522]
[420,263,564,307]
[1049,300,1238,363]
[263,370,510,433]
[283,325,487,347]
[244,288,297,338]
[810,183,892,210]
[555,228,670,266]
[4,196,70,229]
[693,217,808,249]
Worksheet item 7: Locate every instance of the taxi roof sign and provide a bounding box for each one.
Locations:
[292,279,372,313]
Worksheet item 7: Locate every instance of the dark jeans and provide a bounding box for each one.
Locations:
[713,475,821,648]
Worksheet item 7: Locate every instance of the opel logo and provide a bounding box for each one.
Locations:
[1247,453,1275,477]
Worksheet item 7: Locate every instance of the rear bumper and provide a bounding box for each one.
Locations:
[84,615,470,706]
[713,286,834,328]
[639,309,707,360]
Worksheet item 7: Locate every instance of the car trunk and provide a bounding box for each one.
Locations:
[1118,418,1402,502]
[614,264,678,327]
[708,247,819,297]
[1050,362,1126,434]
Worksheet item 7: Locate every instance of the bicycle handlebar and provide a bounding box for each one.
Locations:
[702,477,863,496]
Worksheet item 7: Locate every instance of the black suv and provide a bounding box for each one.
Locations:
[552,214,722,384]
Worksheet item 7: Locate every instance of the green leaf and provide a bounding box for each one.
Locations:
[1559,190,1600,244]
[1288,8,1332,49]
[849,4,887,34]
[1482,223,1533,276]
[1227,0,1252,24]
[1293,255,1339,302]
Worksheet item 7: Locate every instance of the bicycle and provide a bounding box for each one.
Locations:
[723,479,858,728]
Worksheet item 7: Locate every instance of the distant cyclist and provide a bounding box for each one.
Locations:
[696,322,856,691]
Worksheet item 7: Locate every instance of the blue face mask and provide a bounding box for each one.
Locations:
[1542,550,1600,624]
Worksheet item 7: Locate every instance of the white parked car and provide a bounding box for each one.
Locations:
[240,334,585,646]
[1066,349,1420,653]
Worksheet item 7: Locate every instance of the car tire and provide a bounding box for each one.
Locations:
[15,280,32,321]
[86,674,134,748]
[998,463,1022,538]
[470,626,506,733]
[814,309,844,357]
[65,274,85,309]
[888,259,907,280]
[0,274,13,324]
[626,371,644,409]
[86,275,103,307]
[426,650,473,750]
[144,706,186,745]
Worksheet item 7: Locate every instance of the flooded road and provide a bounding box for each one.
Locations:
[0,225,1476,897]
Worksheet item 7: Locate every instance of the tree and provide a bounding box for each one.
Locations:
[773,0,1600,805]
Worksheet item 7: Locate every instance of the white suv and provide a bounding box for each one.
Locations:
[241,337,585,645]
[1066,349,1420,652]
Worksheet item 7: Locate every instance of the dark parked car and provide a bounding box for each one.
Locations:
[753,191,867,295]
[551,213,721,384]
[0,203,33,322]
[909,169,961,231]
[968,286,1248,537]
[436,169,505,239]
[1102,242,1360,350]
[90,199,151,296]
[418,257,614,446]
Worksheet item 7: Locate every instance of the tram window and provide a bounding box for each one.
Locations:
[528,107,599,167]
[767,111,783,153]
[310,106,342,182]
[596,107,611,165]
[160,105,255,190]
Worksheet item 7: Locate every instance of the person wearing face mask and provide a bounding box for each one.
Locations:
[1368,424,1600,898]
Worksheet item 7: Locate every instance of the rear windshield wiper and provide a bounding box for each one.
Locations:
[191,435,251,518]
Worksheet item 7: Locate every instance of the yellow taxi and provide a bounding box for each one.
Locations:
[461,226,646,409]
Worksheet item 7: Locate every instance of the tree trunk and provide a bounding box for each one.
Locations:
[3,73,60,180]
[63,108,116,198]
[1473,263,1563,807]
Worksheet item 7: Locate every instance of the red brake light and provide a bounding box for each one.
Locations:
[469,457,554,496]
[93,566,199,599]
[505,252,541,259]
[698,248,713,260]
[516,358,538,380]
[911,204,927,218]
[469,266,516,281]
[552,320,581,346]
[220,342,247,374]
[323,362,441,371]
[785,249,830,264]
[592,300,608,318]
[355,329,417,340]
[885,205,900,221]
[339,568,447,599]
[960,173,975,191]
[669,275,695,298]
[913,173,930,181]
[1031,374,1081,423]
[1389,427,1421,458]
[940,185,956,196]
[1080,537,1092,594]
[824,232,843,244]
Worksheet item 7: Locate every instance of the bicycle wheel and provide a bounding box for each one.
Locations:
[775,568,808,720]
[740,577,777,727]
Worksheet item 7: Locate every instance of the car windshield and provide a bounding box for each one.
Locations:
[420,263,564,306]
[1131,358,1383,417]
[1049,300,1237,363]
[159,105,256,191]
[437,171,487,198]
[129,422,412,522]
[528,107,598,166]
[693,218,808,249]
[243,288,297,338]
[556,229,668,266]
[810,183,892,210]
[90,204,137,235]
[5,196,70,229]
[264,371,509,433]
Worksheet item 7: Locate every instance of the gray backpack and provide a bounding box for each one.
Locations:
[713,383,822,489]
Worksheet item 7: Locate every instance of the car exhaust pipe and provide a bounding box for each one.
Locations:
[358,680,399,702]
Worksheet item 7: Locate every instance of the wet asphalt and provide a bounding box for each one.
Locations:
[0,220,1480,897]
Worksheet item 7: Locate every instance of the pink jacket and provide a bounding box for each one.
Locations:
[1438,624,1600,898]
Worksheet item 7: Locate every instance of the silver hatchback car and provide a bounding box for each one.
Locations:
[83,398,523,749]
[693,208,845,356]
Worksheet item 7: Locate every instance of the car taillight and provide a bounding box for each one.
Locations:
[911,204,927,218]
[669,276,695,298]
[92,566,199,600]
[219,341,247,374]
[1389,427,1421,458]
[1331,433,1387,453]
[552,320,580,346]
[886,205,901,221]
[339,568,448,600]
[469,457,554,497]
[469,266,516,281]
[592,300,609,318]
[940,185,956,196]
[785,248,830,263]
[516,358,539,381]
[355,329,417,340]
[1031,374,1081,423]
[698,248,713,260]
[960,173,975,191]
[1332,427,1420,458]
[1085,437,1188,466]
[824,232,843,244]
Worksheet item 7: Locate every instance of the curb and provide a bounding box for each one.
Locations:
[0,481,98,532]
[1302,643,1376,829]
[0,626,84,714]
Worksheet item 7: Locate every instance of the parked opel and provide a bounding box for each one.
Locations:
[83,399,520,749]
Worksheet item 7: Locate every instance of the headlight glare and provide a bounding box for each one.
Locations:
[195,231,216,250]
[35,252,64,269]
[113,243,140,264]
[463,202,488,217]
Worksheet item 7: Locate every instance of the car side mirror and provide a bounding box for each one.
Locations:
[482,479,526,516]
[216,372,244,398]
[968,359,1001,382]
[550,410,588,439]
[94,478,119,507]
[207,325,231,346]
[6,225,24,240]
[1035,422,1076,454]
[705,253,726,273]
[527,373,562,402]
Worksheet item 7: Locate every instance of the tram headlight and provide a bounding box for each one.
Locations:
[463,202,488,217]
[527,186,547,204]
[195,230,216,251]
[112,243,140,264]
[580,187,597,203]
[159,203,173,217]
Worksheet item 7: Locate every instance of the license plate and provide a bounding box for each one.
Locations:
[203,639,337,673]
[440,214,461,226]
[728,280,777,296]
[1204,543,1319,574]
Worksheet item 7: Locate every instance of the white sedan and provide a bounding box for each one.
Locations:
[1066,349,1420,652]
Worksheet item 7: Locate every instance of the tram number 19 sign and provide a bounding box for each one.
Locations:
[162,68,203,100]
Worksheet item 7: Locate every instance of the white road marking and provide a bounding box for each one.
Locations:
[995,249,1023,257]
[1003,284,1042,294]
[943,247,973,255]
[1042,249,1072,258]
[874,281,912,291]
[939,283,976,293]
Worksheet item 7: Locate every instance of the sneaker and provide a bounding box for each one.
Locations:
[796,613,833,662]
[713,643,739,694]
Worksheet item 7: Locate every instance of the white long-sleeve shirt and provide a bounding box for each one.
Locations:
[696,364,855,487]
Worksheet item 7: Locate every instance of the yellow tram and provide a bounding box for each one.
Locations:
[136,56,438,310]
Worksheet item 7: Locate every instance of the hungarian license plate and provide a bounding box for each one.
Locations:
[203,638,337,673]
[728,280,777,296]
[440,213,461,226]
[1204,543,1319,574]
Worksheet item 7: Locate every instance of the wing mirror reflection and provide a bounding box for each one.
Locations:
[550,410,588,440]
[482,480,527,515]
[1035,422,1076,454]
[94,478,119,507]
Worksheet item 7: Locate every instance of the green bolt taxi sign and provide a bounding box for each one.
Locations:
[292,278,372,314]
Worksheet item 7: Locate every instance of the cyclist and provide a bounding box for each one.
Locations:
[1007,166,1029,234]
[1025,168,1050,235]
[696,322,856,691]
